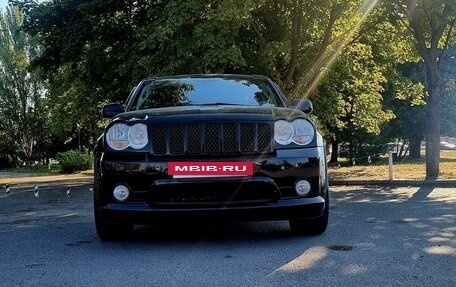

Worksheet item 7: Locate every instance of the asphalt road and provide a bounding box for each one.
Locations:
[0,183,454,287]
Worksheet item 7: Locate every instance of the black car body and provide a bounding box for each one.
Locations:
[94,74,329,240]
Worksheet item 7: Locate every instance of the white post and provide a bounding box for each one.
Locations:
[388,151,393,180]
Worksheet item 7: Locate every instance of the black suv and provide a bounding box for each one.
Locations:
[94,74,329,240]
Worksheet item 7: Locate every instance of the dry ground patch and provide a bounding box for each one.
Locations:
[0,171,93,186]
[329,150,456,180]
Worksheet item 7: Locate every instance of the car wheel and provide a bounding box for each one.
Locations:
[93,153,133,241]
[94,201,133,241]
[289,191,329,235]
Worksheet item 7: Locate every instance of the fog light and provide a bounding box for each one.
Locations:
[295,180,311,196]
[113,185,130,202]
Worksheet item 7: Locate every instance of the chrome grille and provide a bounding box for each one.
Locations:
[150,122,273,156]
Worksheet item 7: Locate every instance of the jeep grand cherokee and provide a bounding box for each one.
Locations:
[94,74,329,240]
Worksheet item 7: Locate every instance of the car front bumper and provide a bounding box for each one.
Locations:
[96,147,328,223]
[100,196,325,223]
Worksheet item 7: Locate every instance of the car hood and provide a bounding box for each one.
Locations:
[115,105,305,120]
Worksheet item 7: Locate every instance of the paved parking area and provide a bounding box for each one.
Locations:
[0,183,454,286]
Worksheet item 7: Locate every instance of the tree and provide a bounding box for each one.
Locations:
[0,6,46,165]
[239,0,383,98]
[313,42,395,163]
[14,0,155,146]
[311,3,420,163]
[383,84,426,159]
[136,0,251,75]
[387,0,455,179]
[16,0,253,146]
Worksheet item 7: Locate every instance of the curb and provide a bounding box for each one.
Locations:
[11,180,94,190]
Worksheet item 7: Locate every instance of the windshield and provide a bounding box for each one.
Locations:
[130,77,284,110]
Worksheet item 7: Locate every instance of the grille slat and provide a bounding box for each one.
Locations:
[169,125,184,154]
[152,126,167,154]
[204,124,220,153]
[187,124,201,154]
[257,123,272,151]
[222,123,237,153]
[240,123,254,152]
[150,122,272,156]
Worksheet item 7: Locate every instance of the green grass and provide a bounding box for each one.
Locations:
[6,164,61,175]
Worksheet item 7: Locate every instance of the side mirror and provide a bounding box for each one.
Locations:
[102,103,124,118]
[290,99,313,113]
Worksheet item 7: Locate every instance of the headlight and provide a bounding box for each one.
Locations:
[274,118,315,146]
[128,123,148,149]
[274,120,293,145]
[106,123,130,150]
[291,118,314,145]
[106,123,148,150]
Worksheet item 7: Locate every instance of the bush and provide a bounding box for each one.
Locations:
[57,150,92,173]
[0,154,15,169]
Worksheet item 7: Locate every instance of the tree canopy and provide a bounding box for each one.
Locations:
[0,5,46,165]
[385,0,455,178]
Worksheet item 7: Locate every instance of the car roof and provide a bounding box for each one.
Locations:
[143,74,270,81]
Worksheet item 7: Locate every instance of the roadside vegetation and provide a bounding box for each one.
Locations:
[5,165,61,175]
[0,150,92,176]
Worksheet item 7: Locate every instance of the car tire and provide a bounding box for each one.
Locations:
[93,153,133,241]
[94,201,133,241]
[289,190,329,235]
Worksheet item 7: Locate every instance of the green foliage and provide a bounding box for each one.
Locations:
[56,150,92,174]
[15,0,256,147]
[0,6,46,164]
[238,0,383,97]
[137,0,250,74]
[0,155,13,169]
[384,62,427,137]
[313,42,394,147]
[8,164,61,175]
[384,0,455,178]
[13,0,153,146]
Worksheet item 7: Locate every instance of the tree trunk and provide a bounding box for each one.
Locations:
[329,140,339,163]
[284,0,303,91]
[424,61,442,179]
[409,136,421,159]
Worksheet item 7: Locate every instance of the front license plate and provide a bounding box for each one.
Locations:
[168,161,254,178]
